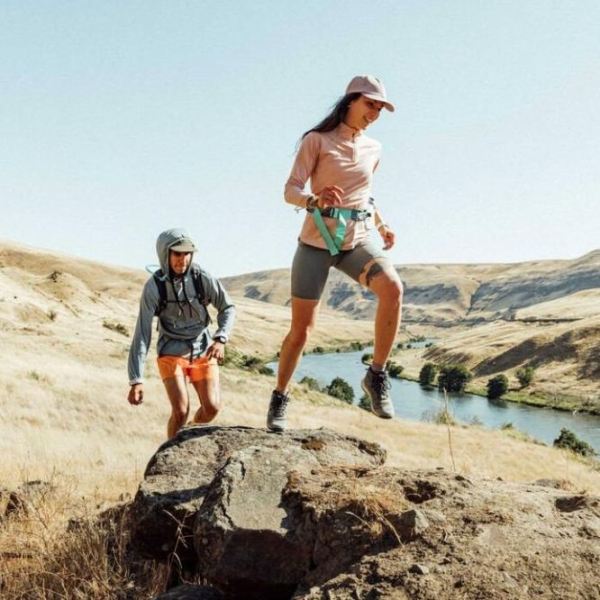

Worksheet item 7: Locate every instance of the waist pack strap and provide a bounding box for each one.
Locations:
[312,207,363,256]
[320,207,371,221]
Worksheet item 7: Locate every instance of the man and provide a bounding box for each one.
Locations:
[127,228,235,438]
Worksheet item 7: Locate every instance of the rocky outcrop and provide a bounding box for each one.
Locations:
[129,426,385,565]
[288,468,600,599]
[130,426,600,600]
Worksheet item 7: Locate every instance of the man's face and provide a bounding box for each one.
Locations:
[169,250,192,275]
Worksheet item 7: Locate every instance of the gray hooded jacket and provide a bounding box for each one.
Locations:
[127,228,236,384]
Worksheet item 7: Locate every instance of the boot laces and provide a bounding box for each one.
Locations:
[272,392,289,417]
[372,370,390,398]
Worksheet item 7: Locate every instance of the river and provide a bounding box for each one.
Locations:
[268,348,600,454]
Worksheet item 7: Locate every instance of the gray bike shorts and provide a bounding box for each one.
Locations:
[291,240,390,301]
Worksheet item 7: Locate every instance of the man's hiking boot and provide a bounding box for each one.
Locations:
[361,367,394,419]
[267,389,289,432]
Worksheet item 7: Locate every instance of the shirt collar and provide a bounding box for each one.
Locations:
[336,122,362,141]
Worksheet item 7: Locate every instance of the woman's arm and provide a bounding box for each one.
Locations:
[373,207,396,250]
[284,133,322,208]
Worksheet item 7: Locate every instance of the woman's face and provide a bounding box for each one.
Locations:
[346,95,384,130]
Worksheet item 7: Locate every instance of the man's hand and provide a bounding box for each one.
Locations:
[206,341,225,363]
[379,225,396,250]
[128,383,144,405]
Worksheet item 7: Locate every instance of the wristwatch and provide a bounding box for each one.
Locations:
[213,335,227,344]
[306,195,319,210]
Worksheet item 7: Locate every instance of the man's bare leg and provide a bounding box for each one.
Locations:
[163,376,190,438]
[191,362,221,423]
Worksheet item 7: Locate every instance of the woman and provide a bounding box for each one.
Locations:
[267,75,403,432]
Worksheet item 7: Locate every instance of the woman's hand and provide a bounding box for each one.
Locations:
[379,225,396,250]
[316,185,343,208]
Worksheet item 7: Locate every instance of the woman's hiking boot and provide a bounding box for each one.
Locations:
[267,389,289,431]
[361,367,394,419]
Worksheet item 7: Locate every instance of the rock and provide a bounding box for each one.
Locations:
[286,468,600,599]
[555,494,599,514]
[409,563,430,575]
[128,428,600,600]
[533,478,574,491]
[194,444,317,599]
[1,480,55,519]
[154,584,224,599]
[129,426,385,564]
[395,509,430,541]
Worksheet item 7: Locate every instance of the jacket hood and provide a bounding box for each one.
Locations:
[156,228,196,276]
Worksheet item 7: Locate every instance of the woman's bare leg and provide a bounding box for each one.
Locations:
[276,297,320,392]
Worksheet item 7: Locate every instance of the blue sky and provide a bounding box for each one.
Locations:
[1,1,599,276]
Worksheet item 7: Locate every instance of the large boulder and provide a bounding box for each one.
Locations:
[132,427,600,599]
[129,426,385,563]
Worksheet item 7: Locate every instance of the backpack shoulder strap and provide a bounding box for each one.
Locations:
[152,269,168,316]
[190,264,208,306]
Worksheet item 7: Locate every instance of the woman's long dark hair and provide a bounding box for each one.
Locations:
[301,92,361,139]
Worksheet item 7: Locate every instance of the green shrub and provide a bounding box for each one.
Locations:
[258,365,274,376]
[313,346,325,354]
[361,352,373,365]
[387,361,404,378]
[350,341,365,351]
[358,394,371,412]
[102,320,129,337]
[299,376,321,391]
[516,366,535,388]
[419,362,438,387]
[553,428,596,457]
[396,342,404,350]
[437,365,472,393]
[222,345,245,367]
[486,374,509,400]
[326,377,355,404]
[423,407,456,426]
[243,355,263,369]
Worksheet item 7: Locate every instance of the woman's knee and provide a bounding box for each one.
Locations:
[376,274,403,304]
[287,322,314,348]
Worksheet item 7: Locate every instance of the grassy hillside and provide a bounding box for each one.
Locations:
[223,250,600,404]
[0,240,598,493]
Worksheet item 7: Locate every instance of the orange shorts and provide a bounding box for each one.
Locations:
[157,355,218,382]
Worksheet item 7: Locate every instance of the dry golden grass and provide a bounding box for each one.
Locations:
[0,469,168,599]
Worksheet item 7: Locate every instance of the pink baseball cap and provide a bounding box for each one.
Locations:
[345,75,395,112]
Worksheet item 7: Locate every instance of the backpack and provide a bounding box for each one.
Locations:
[152,265,211,322]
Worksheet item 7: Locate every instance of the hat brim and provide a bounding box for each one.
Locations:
[170,242,197,253]
[363,93,395,112]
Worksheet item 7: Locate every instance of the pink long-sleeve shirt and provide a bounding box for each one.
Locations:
[284,122,381,250]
